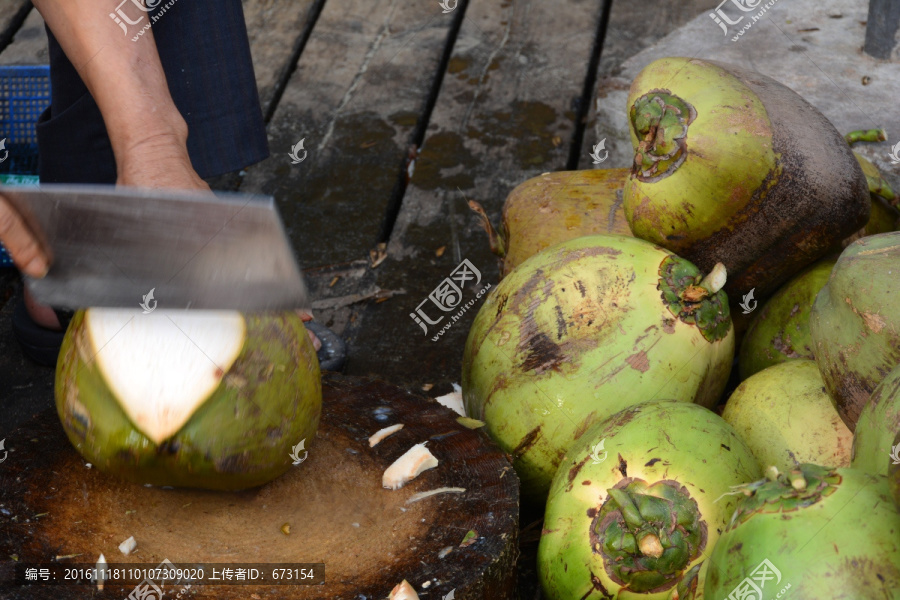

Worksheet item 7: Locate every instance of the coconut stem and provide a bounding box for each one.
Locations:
[845,129,887,145]
[873,179,897,204]
[698,263,727,295]
[638,533,664,559]
[468,200,506,258]
[630,92,694,179]
[789,470,808,491]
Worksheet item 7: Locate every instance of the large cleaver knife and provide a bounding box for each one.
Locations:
[0,184,309,311]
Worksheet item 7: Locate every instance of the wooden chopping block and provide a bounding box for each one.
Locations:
[0,373,519,599]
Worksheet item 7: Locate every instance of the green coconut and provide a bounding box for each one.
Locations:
[810,232,900,431]
[538,400,761,600]
[462,234,734,503]
[723,360,852,473]
[56,308,321,490]
[852,363,900,475]
[738,259,835,380]
[623,57,869,302]
[704,464,900,599]
[470,168,631,278]
[847,130,896,205]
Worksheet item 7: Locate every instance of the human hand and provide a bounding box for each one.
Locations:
[0,193,51,278]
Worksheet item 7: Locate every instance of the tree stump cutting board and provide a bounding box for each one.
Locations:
[0,373,519,599]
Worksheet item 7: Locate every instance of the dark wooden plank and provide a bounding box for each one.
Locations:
[346,0,609,386]
[0,8,47,65]
[239,0,456,269]
[0,374,519,600]
[0,0,31,54]
[240,0,319,116]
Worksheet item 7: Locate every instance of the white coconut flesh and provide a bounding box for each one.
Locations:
[84,308,247,445]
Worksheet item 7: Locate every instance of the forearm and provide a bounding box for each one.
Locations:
[32,0,188,164]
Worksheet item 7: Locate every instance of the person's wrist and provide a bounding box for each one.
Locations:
[116,129,209,192]
[116,123,191,179]
[117,113,189,158]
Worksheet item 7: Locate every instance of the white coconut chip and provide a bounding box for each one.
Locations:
[118,536,137,556]
[389,579,420,600]
[434,383,465,416]
[96,553,108,591]
[369,424,404,447]
[406,487,466,504]
[383,443,439,490]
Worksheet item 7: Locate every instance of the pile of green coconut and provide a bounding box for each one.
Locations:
[464,57,900,599]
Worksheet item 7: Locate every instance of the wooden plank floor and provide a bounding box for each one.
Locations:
[348,0,609,389]
[0,0,30,54]
[0,1,717,597]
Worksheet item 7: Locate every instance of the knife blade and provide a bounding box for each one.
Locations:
[0,184,310,311]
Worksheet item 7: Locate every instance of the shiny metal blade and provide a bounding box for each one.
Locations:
[1,184,309,311]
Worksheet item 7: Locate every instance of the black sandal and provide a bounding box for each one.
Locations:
[305,321,346,372]
[11,299,74,367]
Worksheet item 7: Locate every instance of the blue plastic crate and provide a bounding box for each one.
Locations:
[0,65,50,267]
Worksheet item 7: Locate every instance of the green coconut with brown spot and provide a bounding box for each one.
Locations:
[462,234,734,503]
[738,258,835,380]
[538,400,761,600]
[623,57,869,302]
[704,464,900,598]
[810,232,900,431]
[56,308,321,490]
